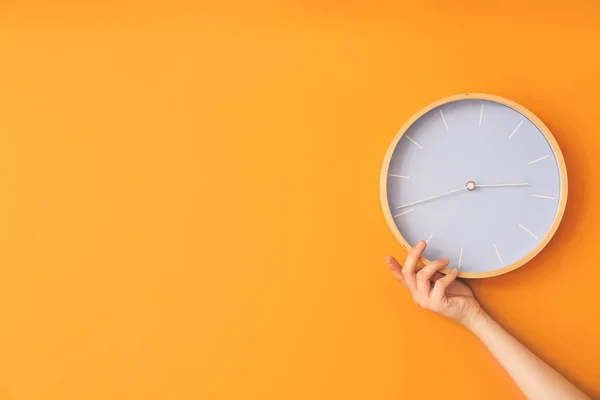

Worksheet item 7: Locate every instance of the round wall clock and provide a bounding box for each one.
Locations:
[380,93,567,278]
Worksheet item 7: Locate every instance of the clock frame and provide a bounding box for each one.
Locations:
[380,93,568,278]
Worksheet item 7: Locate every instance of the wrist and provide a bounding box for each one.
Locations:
[463,308,493,335]
[461,305,488,332]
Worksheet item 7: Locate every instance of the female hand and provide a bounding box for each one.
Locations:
[385,240,482,328]
[386,241,592,399]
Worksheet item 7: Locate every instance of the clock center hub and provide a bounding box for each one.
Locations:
[466,181,476,191]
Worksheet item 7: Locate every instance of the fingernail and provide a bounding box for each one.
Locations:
[384,256,393,265]
[417,240,425,248]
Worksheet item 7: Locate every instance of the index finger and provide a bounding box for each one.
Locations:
[402,240,426,294]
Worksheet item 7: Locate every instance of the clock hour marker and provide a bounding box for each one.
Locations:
[528,155,550,164]
[405,135,423,149]
[508,121,524,139]
[393,208,414,218]
[426,233,433,243]
[493,244,504,265]
[519,224,538,239]
[532,194,555,200]
[388,174,410,179]
[479,104,484,127]
[439,109,449,130]
[458,247,463,269]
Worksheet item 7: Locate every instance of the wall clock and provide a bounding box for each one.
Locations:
[380,94,567,278]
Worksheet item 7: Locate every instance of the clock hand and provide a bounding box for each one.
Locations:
[396,182,530,209]
[475,183,529,188]
[396,186,467,209]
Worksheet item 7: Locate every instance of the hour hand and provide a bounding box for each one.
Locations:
[474,183,529,188]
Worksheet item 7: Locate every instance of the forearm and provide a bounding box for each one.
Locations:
[468,312,590,400]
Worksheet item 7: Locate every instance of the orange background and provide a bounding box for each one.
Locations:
[0,1,599,399]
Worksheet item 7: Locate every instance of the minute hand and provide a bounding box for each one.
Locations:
[396,186,467,209]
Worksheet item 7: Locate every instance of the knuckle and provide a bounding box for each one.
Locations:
[417,268,430,281]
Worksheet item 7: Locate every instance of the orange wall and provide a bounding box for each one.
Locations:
[0,1,598,399]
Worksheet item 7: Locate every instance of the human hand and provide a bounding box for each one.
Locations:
[385,240,482,328]
[387,242,592,400]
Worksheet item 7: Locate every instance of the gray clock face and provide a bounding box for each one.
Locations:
[385,99,563,274]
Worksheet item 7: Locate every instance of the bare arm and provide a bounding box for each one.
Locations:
[468,312,589,400]
[385,240,590,400]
